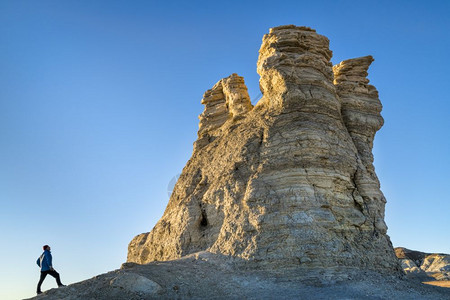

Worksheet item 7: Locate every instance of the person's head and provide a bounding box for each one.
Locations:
[43,245,51,251]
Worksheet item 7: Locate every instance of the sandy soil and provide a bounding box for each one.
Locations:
[423,280,450,288]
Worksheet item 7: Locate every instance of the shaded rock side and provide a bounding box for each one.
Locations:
[333,55,383,177]
[333,55,388,237]
[128,25,400,274]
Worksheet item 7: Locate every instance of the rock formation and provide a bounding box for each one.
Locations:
[195,73,253,151]
[127,25,400,274]
[333,55,388,237]
[395,247,450,281]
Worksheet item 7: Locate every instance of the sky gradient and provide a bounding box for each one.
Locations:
[1,1,449,299]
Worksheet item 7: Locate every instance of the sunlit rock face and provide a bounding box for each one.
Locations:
[194,73,253,151]
[128,25,401,274]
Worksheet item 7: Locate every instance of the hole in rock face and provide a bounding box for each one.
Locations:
[200,210,208,227]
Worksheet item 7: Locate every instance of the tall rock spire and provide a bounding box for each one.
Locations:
[256,25,334,110]
[333,55,383,177]
[333,55,388,236]
[195,73,253,151]
[128,25,401,275]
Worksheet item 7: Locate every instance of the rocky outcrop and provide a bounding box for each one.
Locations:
[395,247,450,280]
[195,73,253,151]
[400,258,426,275]
[333,55,383,176]
[127,25,401,274]
[333,55,388,237]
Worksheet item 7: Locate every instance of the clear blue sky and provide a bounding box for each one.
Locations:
[1,1,449,299]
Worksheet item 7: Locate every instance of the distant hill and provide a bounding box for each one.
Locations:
[395,247,450,281]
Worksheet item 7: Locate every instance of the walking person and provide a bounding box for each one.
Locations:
[36,245,65,294]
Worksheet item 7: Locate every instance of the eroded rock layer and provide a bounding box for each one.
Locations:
[195,73,253,151]
[333,55,388,239]
[128,25,401,274]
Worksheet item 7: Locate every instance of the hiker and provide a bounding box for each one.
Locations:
[36,245,65,294]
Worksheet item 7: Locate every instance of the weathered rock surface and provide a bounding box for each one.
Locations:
[333,55,388,238]
[400,258,426,274]
[195,73,253,151]
[395,247,450,281]
[127,25,400,274]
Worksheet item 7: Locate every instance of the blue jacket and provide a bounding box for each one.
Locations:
[36,250,52,271]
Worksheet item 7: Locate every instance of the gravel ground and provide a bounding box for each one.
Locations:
[27,252,450,300]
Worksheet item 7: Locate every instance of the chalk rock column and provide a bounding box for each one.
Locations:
[195,73,253,151]
[333,56,388,234]
[128,25,401,275]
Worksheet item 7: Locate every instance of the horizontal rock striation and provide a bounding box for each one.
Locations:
[333,55,383,177]
[128,25,401,275]
[194,73,253,151]
[256,25,334,110]
[333,55,388,240]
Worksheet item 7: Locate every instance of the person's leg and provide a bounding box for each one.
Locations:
[48,269,64,286]
[36,271,48,294]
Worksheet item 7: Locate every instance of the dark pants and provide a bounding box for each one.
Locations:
[37,270,63,293]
